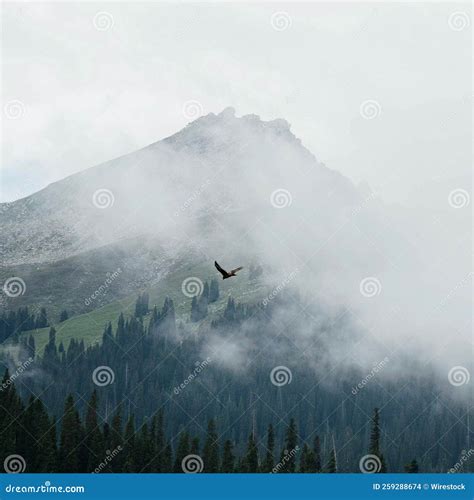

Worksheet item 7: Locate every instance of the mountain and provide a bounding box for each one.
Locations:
[0,108,471,474]
[0,107,362,267]
[0,107,446,355]
[2,108,468,360]
[0,107,406,369]
[0,107,396,320]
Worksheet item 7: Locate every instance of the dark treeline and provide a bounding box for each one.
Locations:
[134,293,150,319]
[1,372,402,473]
[1,293,471,472]
[0,306,48,343]
[134,279,219,324]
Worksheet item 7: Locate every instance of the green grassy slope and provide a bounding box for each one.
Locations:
[22,262,267,354]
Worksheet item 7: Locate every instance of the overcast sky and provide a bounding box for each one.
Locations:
[1,1,471,203]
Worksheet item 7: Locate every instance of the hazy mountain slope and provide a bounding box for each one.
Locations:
[2,107,468,373]
[0,108,362,267]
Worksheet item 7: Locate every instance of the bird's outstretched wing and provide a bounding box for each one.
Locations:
[215,261,229,277]
[230,266,244,274]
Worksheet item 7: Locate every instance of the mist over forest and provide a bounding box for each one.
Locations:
[0,1,471,478]
[1,108,471,474]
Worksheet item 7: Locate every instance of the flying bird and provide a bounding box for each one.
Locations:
[214,261,243,280]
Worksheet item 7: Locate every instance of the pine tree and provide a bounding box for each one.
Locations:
[135,294,142,318]
[102,322,113,347]
[24,399,57,472]
[48,326,56,344]
[221,440,235,472]
[162,443,173,472]
[153,410,166,472]
[190,296,199,322]
[299,443,309,472]
[203,419,219,472]
[279,418,298,472]
[160,297,176,338]
[326,448,337,472]
[116,313,126,344]
[200,294,208,319]
[300,443,317,472]
[17,396,35,467]
[142,292,149,315]
[190,288,208,322]
[0,370,23,467]
[369,408,387,472]
[262,424,275,472]
[173,431,190,472]
[202,282,210,301]
[59,394,82,472]
[43,416,58,472]
[27,335,36,358]
[209,279,220,302]
[134,293,149,318]
[138,422,153,472]
[59,310,69,322]
[123,416,136,472]
[43,327,59,373]
[313,435,322,472]
[242,432,259,472]
[83,391,103,472]
[35,307,48,328]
